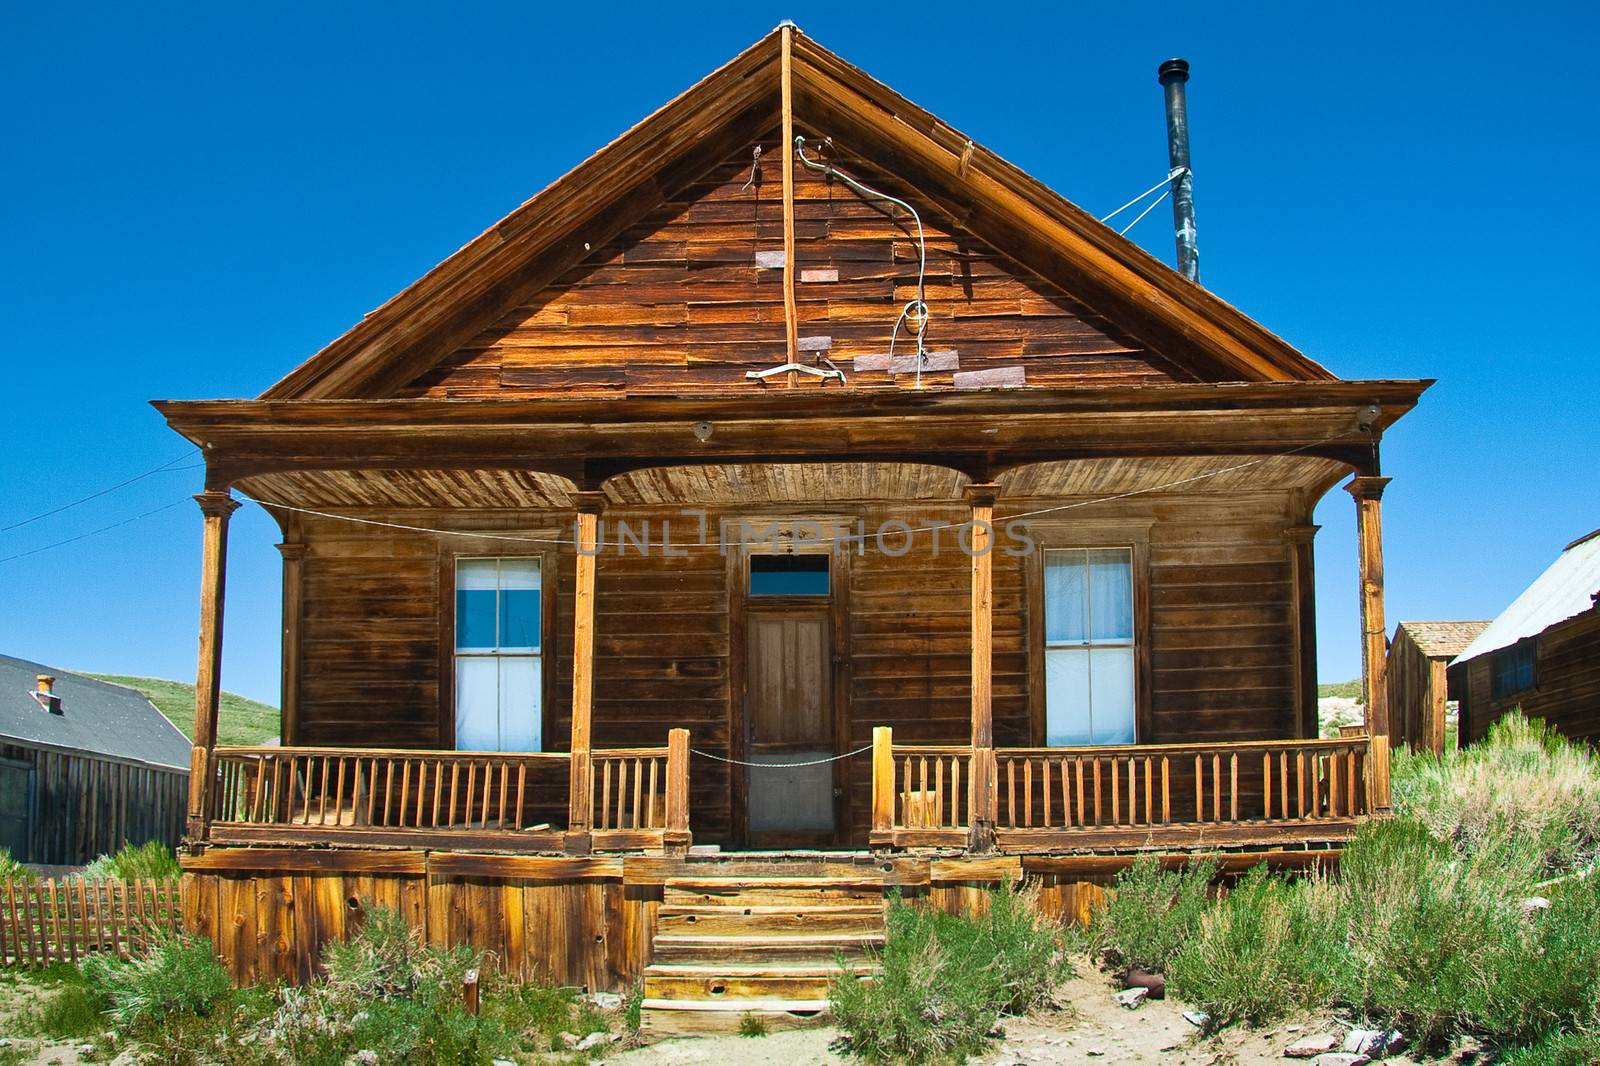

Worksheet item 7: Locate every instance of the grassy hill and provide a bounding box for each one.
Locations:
[1317,679,1363,701]
[87,674,280,745]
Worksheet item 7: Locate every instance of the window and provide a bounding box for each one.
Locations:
[1044,547,1136,745]
[454,558,541,752]
[749,553,829,597]
[1491,640,1536,700]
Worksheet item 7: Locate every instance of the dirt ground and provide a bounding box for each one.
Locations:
[0,962,1473,1066]
[0,971,99,1066]
[609,967,1462,1066]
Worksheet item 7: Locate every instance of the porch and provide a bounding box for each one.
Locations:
[192,727,1387,856]
[164,383,1413,859]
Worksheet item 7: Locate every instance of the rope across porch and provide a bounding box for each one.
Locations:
[690,743,875,769]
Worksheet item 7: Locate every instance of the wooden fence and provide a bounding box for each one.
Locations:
[0,878,181,965]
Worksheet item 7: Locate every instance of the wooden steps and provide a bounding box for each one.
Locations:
[639,861,887,1036]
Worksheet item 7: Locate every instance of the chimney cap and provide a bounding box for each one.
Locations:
[1158,58,1190,85]
[36,674,55,691]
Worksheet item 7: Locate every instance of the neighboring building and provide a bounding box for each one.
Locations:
[0,656,190,865]
[1385,620,1489,754]
[155,28,1427,1014]
[1452,529,1600,746]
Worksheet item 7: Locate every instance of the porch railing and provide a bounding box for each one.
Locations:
[204,728,690,852]
[870,727,1389,850]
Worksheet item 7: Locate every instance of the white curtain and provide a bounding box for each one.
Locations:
[1044,549,1135,746]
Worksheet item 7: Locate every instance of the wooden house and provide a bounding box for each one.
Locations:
[1452,529,1600,746]
[1384,620,1488,754]
[0,657,189,867]
[156,28,1427,1022]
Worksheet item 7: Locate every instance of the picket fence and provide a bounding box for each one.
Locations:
[0,878,181,965]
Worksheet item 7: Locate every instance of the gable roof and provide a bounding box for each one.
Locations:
[0,655,191,770]
[1395,620,1491,660]
[261,25,1335,402]
[1458,528,1600,663]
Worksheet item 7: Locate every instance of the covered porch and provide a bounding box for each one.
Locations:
[161,382,1413,858]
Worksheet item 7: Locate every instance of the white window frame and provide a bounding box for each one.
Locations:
[453,556,542,752]
[1043,546,1137,746]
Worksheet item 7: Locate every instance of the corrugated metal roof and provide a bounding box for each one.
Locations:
[0,654,191,770]
[1395,620,1492,659]
[1458,529,1600,663]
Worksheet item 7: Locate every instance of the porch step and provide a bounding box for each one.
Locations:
[643,962,877,1001]
[662,874,886,894]
[657,904,883,937]
[638,997,833,1038]
[639,875,887,1035]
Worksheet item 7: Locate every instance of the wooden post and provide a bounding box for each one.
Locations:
[1285,525,1320,739]
[566,492,604,853]
[1367,733,1392,813]
[664,727,691,852]
[276,540,307,746]
[188,489,239,842]
[870,726,894,837]
[1346,477,1392,740]
[965,483,999,852]
[779,23,800,371]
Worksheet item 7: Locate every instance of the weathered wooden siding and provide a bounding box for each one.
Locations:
[289,493,1304,848]
[181,851,653,989]
[404,131,1187,399]
[1455,606,1600,745]
[0,744,186,866]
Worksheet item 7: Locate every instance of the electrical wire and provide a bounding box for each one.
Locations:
[1,453,201,534]
[1101,167,1186,224]
[1118,188,1172,237]
[793,136,933,386]
[0,498,190,565]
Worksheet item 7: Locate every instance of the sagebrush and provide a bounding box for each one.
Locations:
[1090,715,1600,1054]
[830,882,1069,1065]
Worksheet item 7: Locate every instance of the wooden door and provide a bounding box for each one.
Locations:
[745,607,835,845]
[0,759,31,861]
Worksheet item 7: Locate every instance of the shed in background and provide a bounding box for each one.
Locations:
[0,654,191,865]
[1451,529,1600,746]
[1385,620,1488,754]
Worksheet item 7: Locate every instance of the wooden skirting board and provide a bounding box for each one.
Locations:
[180,842,1345,988]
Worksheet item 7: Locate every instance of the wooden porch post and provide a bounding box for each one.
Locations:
[276,540,307,746]
[188,489,239,842]
[664,727,691,854]
[870,725,894,839]
[566,491,604,853]
[966,483,1000,852]
[1285,525,1320,739]
[1346,477,1392,741]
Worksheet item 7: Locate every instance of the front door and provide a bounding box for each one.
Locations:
[745,607,835,846]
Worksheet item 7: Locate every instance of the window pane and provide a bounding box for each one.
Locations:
[456,559,499,590]
[500,590,541,651]
[455,591,497,650]
[1044,550,1087,643]
[498,657,540,752]
[455,657,498,751]
[1045,648,1092,746]
[1089,646,1136,743]
[749,554,829,596]
[1088,549,1133,641]
[499,559,540,591]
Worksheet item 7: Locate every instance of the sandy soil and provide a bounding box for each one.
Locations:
[0,972,99,1066]
[607,967,1460,1066]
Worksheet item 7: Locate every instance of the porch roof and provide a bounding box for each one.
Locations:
[154,379,1429,501]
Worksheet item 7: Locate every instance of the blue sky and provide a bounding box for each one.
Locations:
[2,3,1595,706]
